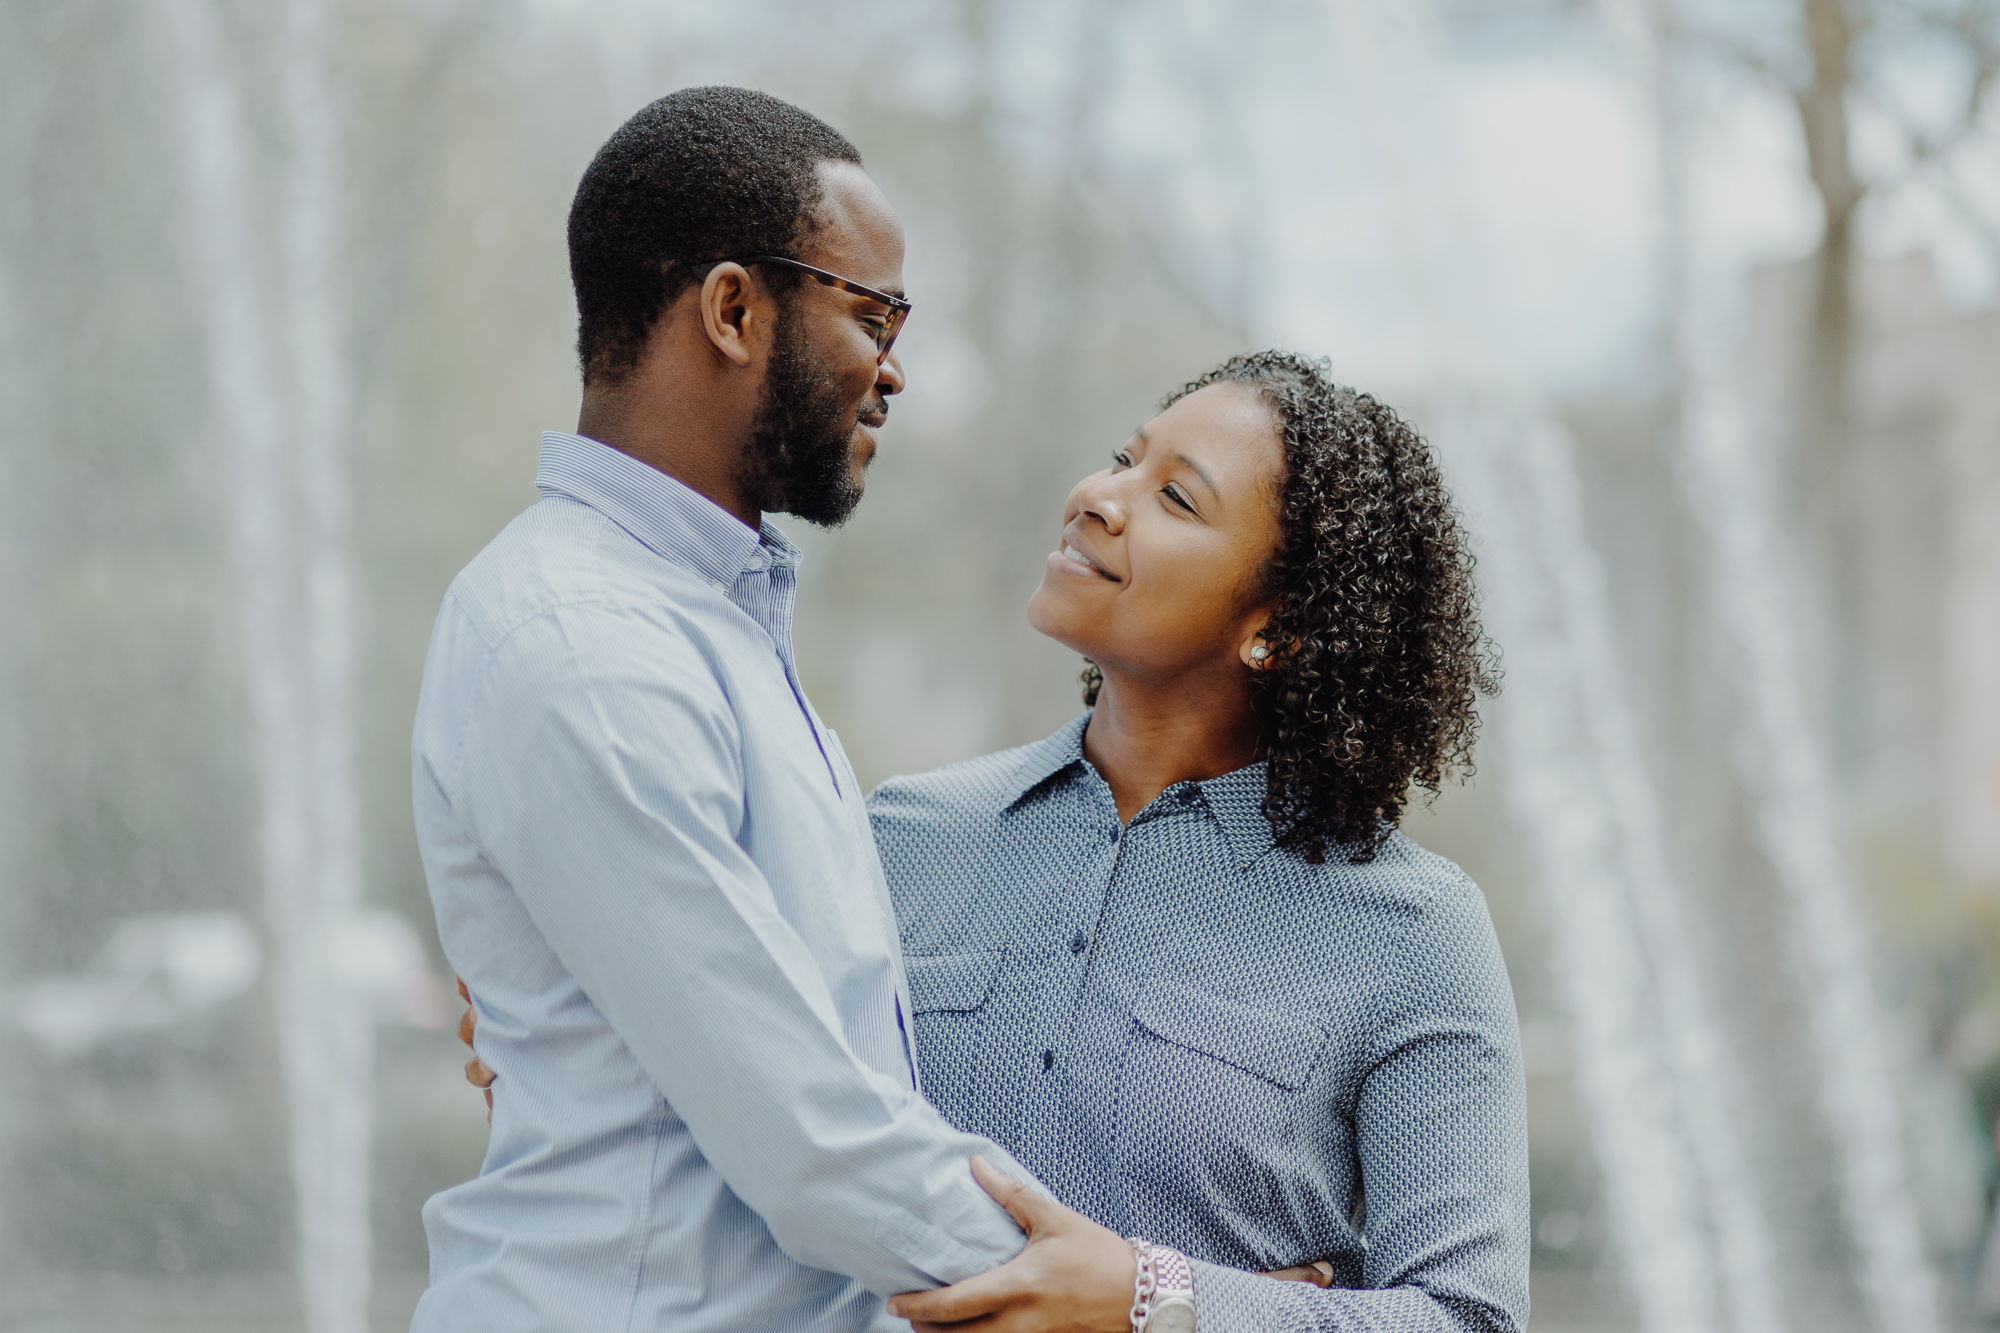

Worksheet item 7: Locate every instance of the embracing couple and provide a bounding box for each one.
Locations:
[410,87,1528,1333]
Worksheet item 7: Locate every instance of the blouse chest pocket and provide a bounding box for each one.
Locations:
[906,951,1004,1014]
[1116,978,1333,1249]
[1129,979,1328,1089]
[903,950,1017,1141]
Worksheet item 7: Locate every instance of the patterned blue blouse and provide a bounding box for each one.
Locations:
[869,716,1530,1333]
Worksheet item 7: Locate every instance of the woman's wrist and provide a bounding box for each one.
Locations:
[1127,1239,1197,1332]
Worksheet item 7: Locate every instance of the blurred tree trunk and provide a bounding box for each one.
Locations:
[1794,0,1866,767]
[1799,0,1863,335]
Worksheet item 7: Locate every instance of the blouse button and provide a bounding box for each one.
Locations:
[1070,930,1088,954]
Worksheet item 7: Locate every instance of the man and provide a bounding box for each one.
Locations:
[410,87,1053,1331]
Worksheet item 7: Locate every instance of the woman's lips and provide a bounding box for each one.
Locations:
[1053,541,1117,581]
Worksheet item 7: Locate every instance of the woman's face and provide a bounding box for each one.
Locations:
[1027,382,1286,682]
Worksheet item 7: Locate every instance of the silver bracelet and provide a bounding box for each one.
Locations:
[1127,1238,1197,1332]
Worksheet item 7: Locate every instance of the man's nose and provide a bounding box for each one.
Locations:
[877,347,905,396]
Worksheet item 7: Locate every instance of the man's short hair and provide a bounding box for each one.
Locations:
[568,86,863,385]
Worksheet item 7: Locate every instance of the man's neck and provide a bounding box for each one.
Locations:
[577,362,763,531]
[1081,671,1262,823]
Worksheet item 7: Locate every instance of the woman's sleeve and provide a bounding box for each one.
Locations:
[1186,869,1532,1333]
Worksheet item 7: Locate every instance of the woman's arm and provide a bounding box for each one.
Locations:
[1187,871,1531,1333]
[886,1161,1337,1332]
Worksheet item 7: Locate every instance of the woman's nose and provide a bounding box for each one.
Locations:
[1073,472,1127,534]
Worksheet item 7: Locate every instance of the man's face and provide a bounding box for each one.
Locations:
[740,162,906,528]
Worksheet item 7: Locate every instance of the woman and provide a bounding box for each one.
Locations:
[461,352,1527,1332]
[876,352,1526,1332]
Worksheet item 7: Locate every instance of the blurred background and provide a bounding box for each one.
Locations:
[2,0,1998,1329]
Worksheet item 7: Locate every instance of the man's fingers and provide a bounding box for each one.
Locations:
[1266,1261,1335,1287]
[887,1267,1019,1326]
[968,1154,1048,1238]
[456,979,492,1119]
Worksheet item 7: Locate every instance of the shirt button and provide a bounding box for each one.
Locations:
[1070,930,1088,954]
[1042,1049,1054,1070]
[710,580,728,592]
[746,553,765,571]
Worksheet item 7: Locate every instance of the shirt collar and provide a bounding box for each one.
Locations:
[534,430,801,586]
[1190,763,1278,870]
[999,714,1092,810]
[1001,713,1279,870]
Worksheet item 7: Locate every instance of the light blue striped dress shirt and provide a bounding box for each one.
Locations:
[409,431,1027,1333]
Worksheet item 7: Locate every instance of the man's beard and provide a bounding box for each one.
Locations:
[739,303,869,528]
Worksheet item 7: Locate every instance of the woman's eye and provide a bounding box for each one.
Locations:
[1111,449,1133,468]
[1163,485,1195,513]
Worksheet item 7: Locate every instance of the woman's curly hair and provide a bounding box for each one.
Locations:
[1082,351,1496,864]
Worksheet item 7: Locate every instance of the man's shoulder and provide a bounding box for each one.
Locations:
[414,497,734,786]
[443,494,706,648]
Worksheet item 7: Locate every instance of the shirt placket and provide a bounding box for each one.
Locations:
[730,549,842,798]
[1019,773,1134,1209]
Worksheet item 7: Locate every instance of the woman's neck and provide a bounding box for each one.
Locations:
[1082,671,1263,823]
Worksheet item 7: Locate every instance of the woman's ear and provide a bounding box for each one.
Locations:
[1238,611,1280,670]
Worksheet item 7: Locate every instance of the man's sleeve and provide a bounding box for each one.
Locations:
[448,605,1026,1296]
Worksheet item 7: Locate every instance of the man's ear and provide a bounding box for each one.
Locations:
[697,262,765,368]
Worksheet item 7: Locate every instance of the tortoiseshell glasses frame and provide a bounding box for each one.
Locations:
[690,254,912,364]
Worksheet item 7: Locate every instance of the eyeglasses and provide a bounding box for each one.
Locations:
[689,254,912,364]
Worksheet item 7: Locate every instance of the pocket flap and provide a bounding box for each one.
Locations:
[906,951,1004,1014]
[1132,978,1326,1090]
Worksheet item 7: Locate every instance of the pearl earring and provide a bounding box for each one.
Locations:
[1250,645,1268,662]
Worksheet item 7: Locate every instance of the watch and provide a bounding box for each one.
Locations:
[1128,1238,1197,1332]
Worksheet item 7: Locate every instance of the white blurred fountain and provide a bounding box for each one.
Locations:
[1606,1,1945,1327]
[1667,293,1942,1333]
[1451,408,1780,1333]
[1522,407,1785,1333]
[166,1,373,1329]
[1324,1,1939,1324]
[1325,3,1779,1326]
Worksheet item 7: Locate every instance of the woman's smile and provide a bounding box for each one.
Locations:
[1051,536,1118,581]
[1026,382,1285,678]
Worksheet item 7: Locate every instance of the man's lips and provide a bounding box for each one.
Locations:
[850,407,885,459]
